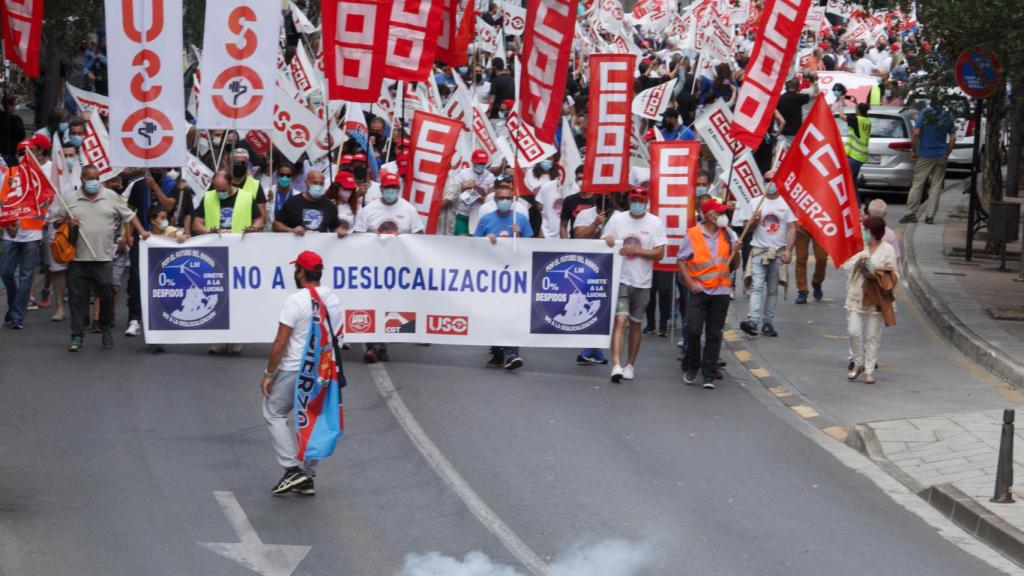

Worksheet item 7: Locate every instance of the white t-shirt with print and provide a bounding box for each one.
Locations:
[279,286,344,372]
[602,211,668,289]
[734,195,797,249]
[353,198,424,234]
[534,180,565,239]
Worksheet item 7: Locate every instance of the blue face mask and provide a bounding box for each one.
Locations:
[382,187,400,204]
[473,164,486,175]
[66,158,77,171]
[539,160,553,172]
[83,180,101,194]
[58,122,69,135]
[496,199,513,213]
[69,135,83,149]
[629,202,646,216]
[217,190,230,200]
[278,175,292,188]
[307,184,325,199]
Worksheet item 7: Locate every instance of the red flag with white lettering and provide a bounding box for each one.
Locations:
[582,54,635,194]
[405,111,461,234]
[649,141,699,272]
[0,0,43,77]
[730,0,812,149]
[383,0,444,82]
[323,0,393,103]
[776,95,863,267]
[519,0,580,144]
[0,166,40,226]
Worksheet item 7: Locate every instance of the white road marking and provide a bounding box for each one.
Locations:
[198,491,311,576]
[367,363,551,576]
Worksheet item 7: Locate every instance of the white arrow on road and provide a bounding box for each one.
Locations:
[198,491,311,576]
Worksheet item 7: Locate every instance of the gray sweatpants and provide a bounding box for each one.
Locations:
[263,369,319,476]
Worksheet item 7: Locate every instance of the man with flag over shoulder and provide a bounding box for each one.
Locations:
[261,251,345,496]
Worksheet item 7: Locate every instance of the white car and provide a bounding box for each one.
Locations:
[834,107,917,192]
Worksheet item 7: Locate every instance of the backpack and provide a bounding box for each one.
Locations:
[50,221,77,264]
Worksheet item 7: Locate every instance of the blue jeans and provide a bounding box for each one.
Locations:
[1,240,40,324]
[747,253,780,327]
[503,346,520,360]
[848,157,863,183]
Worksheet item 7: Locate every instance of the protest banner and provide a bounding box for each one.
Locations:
[140,234,621,348]
[582,54,635,194]
[1,0,43,76]
[383,0,444,81]
[80,111,122,182]
[519,0,579,143]
[406,111,462,234]
[0,166,39,225]
[693,100,766,212]
[649,141,699,272]
[632,78,676,121]
[322,0,392,102]
[66,84,110,119]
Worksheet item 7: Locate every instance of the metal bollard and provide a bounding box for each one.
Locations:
[992,409,1016,504]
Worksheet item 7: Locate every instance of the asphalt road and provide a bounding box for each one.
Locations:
[0,190,1013,576]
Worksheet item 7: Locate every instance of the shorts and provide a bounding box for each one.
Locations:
[111,252,129,287]
[615,283,650,323]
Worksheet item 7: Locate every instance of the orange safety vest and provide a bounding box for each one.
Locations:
[685,225,732,290]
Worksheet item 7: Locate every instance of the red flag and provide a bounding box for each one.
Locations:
[582,54,635,194]
[23,149,55,209]
[322,0,393,103]
[383,0,444,81]
[405,111,461,234]
[0,0,43,77]
[435,0,454,63]
[519,0,579,144]
[730,0,812,149]
[776,95,863,267]
[450,2,476,68]
[0,166,40,226]
[649,141,699,272]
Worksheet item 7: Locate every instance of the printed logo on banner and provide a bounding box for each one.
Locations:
[530,252,613,335]
[346,309,376,333]
[384,312,417,334]
[148,248,229,331]
[426,315,469,335]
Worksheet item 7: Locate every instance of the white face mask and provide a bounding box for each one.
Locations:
[715,214,729,228]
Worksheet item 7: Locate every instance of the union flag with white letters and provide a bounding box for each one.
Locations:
[406,111,461,234]
[582,54,635,194]
[649,141,698,272]
[0,0,43,77]
[323,0,393,103]
[519,0,580,144]
[775,95,863,267]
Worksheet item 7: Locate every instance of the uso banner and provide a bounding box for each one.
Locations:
[649,141,698,272]
[519,0,579,144]
[384,0,444,81]
[140,234,621,347]
[1,0,43,77]
[323,0,392,103]
[693,99,766,212]
[406,111,461,234]
[775,95,862,267]
[198,0,280,129]
[105,0,186,167]
[730,0,812,149]
[582,54,635,194]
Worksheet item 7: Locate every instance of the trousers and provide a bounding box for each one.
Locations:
[847,309,882,375]
[68,261,113,337]
[904,156,948,219]
[685,292,730,376]
[1,239,39,324]
[263,369,320,475]
[746,253,780,326]
[794,228,827,292]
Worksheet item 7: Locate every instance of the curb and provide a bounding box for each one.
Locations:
[900,192,1024,390]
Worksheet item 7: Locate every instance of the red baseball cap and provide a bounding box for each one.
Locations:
[16,140,31,152]
[700,198,728,215]
[502,98,515,109]
[334,171,356,189]
[30,133,51,150]
[353,153,367,162]
[381,172,400,187]
[628,187,648,201]
[472,149,489,164]
[340,154,354,165]
[290,250,323,271]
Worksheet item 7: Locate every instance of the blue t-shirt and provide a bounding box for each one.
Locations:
[916,107,955,159]
[660,125,698,142]
[474,210,533,238]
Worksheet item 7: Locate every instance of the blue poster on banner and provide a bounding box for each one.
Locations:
[530,252,614,335]
[148,247,230,331]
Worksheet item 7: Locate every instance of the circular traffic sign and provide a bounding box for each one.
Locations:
[956,49,1002,99]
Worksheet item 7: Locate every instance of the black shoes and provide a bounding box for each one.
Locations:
[739,320,758,336]
[812,283,823,302]
[761,324,778,337]
[272,467,310,496]
[504,356,523,370]
[291,477,315,496]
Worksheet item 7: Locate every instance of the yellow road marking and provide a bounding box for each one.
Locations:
[791,405,819,418]
[734,350,752,362]
[750,367,771,379]
[822,426,850,441]
[768,386,792,397]
[723,329,740,342]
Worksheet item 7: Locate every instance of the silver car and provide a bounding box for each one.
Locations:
[834,106,916,192]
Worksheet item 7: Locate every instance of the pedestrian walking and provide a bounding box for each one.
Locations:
[679,199,738,390]
[839,101,872,191]
[794,223,827,304]
[901,105,956,224]
[736,183,796,337]
[844,217,898,385]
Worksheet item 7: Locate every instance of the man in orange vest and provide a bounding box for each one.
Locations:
[677,198,739,390]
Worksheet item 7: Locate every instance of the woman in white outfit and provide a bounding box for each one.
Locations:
[843,216,897,384]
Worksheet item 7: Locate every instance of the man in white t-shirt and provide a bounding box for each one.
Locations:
[602,190,667,383]
[734,182,796,337]
[261,250,343,497]
[533,179,566,239]
[448,149,495,236]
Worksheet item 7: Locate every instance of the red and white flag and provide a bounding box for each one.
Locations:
[323,0,393,103]
[649,141,699,272]
[183,153,214,202]
[105,0,186,167]
[80,109,122,182]
[290,38,320,98]
[23,150,54,209]
[499,0,526,36]
[693,99,766,212]
[384,0,444,82]
[435,0,455,59]
[271,82,321,163]
[66,84,110,119]
[198,0,281,129]
[502,110,557,169]
[450,1,476,67]
[730,0,812,149]
[405,111,461,234]
[0,167,40,225]
[0,0,43,77]
[776,95,863,267]
[519,0,579,144]
[632,78,677,121]
[289,0,319,34]
[582,54,635,194]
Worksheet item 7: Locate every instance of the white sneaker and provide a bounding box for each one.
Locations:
[610,364,623,383]
[125,319,141,337]
[228,343,244,355]
[623,364,635,380]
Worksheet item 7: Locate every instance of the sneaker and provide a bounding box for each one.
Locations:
[848,359,855,371]
[589,350,609,365]
[376,347,389,362]
[795,291,808,305]
[363,347,378,363]
[610,364,623,383]
[576,354,592,365]
[26,299,39,311]
[228,344,243,355]
[125,320,141,337]
[51,309,64,322]
[291,476,315,496]
[102,329,114,349]
[9,321,23,330]
[924,217,934,225]
[90,320,102,334]
[739,320,758,336]
[702,377,717,390]
[208,343,228,355]
[812,284,823,302]
[69,335,83,352]
[709,370,724,380]
[272,468,310,496]
[761,324,778,337]
[486,352,504,368]
[623,364,635,380]
[504,356,524,370]
[899,214,917,224]
[641,327,656,335]
[718,358,727,367]
[657,329,667,338]
[38,297,51,309]
[683,369,698,385]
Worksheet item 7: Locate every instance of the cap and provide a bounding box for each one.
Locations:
[891,43,901,51]
[16,140,31,152]
[628,188,648,201]
[700,198,728,215]
[340,154,354,165]
[290,251,324,272]
[472,149,489,164]
[230,147,249,160]
[353,153,367,163]
[502,98,515,109]
[380,172,400,187]
[30,133,51,150]
[334,171,356,189]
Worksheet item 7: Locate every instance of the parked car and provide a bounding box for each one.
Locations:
[834,106,916,192]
